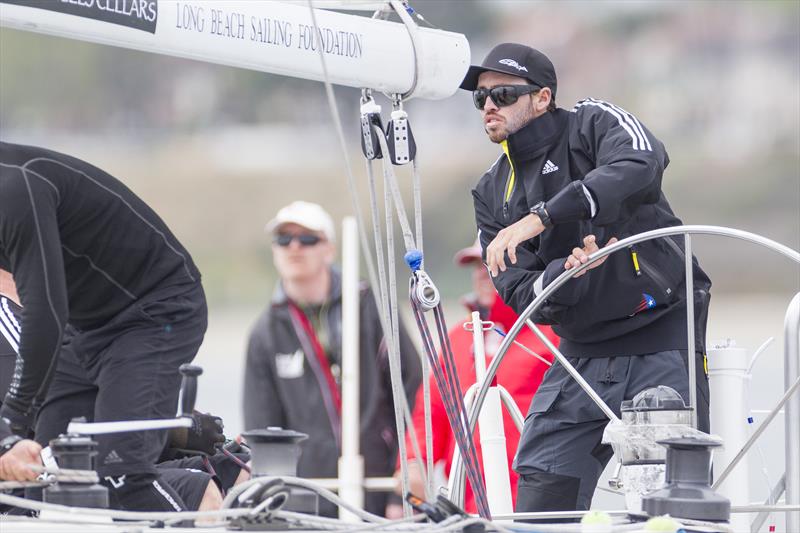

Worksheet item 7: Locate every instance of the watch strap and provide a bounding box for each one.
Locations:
[530,201,553,228]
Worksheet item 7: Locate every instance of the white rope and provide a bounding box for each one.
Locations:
[402,389,430,496]
[0,480,49,490]
[365,156,428,501]
[0,466,100,490]
[411,159,424,267]
[369,129,450,509]
[364,157,411,507]
[384,158,413,516]
[420,350,434,498]
[365,159,393,347]
[307,0,437,514]
[374,124,417,253]
[412,158,434,499]
[372,124,433,514]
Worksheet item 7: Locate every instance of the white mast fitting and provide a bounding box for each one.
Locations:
[0,0,470,100]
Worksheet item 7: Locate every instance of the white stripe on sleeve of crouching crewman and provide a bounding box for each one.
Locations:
[0,297,20,352]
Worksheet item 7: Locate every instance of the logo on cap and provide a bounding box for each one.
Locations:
[498,58,528,72]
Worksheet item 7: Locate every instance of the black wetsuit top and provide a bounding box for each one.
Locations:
[0,141,201,424]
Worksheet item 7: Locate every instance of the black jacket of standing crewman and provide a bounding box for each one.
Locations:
[473,101,711,358]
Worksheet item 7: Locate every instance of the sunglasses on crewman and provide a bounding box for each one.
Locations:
[274,233,323,247]
[472,84,541,110]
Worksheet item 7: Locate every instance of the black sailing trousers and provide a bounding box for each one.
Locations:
[35,283,208,478]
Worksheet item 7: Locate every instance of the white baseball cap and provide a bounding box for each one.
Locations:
[265,201,336,243]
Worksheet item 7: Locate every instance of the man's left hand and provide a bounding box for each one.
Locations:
[564,235,618,277]
[486,214,545,277]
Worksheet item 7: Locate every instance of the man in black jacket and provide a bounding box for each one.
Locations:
[0,142,208,511]
[243,201,421,517]
[464,44,711,512]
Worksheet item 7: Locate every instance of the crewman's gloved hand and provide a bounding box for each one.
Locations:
[167,411,225,456]
[0,402,35,439]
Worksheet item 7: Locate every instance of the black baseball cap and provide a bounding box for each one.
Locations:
[460,43,557,97]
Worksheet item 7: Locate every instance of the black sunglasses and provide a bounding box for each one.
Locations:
[472,84,541,110]
[274,233,323,247]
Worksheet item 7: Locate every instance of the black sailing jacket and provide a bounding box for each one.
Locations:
[472,100,711,358]
[0,142,202,425]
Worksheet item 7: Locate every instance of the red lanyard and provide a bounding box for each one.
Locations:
[287,303,342,414]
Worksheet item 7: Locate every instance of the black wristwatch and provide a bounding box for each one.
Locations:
[530,201,553,228]
[0,434,23,457]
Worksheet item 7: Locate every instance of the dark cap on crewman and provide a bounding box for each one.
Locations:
[460,43,557,96]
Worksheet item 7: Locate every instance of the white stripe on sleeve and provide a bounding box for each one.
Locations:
[581,184,597,218]
[1,298,21,334]
[0,298,21,352]
[589,98,652,151]
[573,99,652,151]
[533,274,545,296]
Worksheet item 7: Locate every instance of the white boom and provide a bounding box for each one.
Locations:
[0,0,470,100]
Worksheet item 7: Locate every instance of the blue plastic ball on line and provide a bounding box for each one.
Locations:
[404,249,423,272]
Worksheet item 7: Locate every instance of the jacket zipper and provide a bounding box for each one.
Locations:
[629,245,642,277]
[500,140,516,220]
[637,255,673,299]
[502,167,514,219]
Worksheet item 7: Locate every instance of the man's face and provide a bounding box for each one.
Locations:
[272,223,334,284]
[476,70,544,143]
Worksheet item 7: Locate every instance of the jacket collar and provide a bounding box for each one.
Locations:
[271,267,342,307]
[505,108,568,162]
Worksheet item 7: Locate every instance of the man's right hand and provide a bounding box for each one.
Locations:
[0,439,42,481]
[486,214,546,277]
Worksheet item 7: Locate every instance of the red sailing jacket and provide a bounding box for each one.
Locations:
[406,292,558,513]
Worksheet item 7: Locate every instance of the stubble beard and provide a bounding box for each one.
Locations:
[485,100,536,144]
[485,124,507,144]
